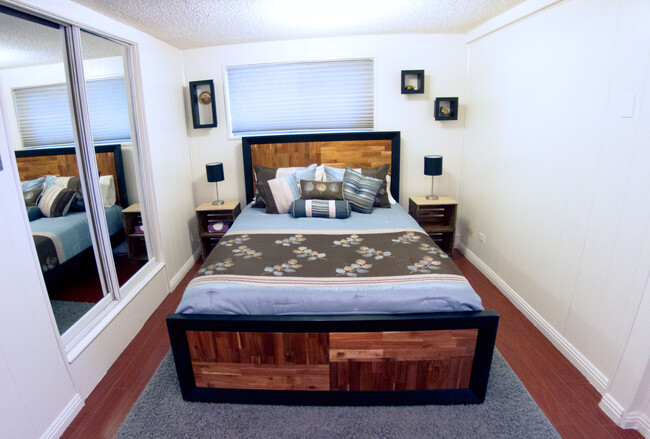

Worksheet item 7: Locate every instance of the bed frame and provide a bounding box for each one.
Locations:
[167,132,499,405]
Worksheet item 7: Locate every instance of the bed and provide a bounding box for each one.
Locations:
[15,144,128,275]
[167,132,498,405]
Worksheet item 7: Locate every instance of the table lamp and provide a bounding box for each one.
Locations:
[206,162,224,205]
[424,155,442,200]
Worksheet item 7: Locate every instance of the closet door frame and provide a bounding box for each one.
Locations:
[1,2,165,359]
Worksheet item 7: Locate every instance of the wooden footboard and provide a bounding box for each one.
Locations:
[167,311,498,405]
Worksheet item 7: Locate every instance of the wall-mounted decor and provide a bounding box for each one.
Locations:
[434,97,458,120]
[189,80,217,129]
[401,70,424,94]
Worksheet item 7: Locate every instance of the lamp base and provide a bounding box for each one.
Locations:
[426,194,439,200]
[212,200,225,205]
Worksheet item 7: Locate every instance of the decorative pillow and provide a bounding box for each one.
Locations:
[323,165,345,182]
[52,176,86,211]
[290,199,351,219]
[258,174,301,214]
[23,188,42,207]
[21,176,45,192]
[38,185,76,218]
[252,164,316,207]
[361,164,391,208]
[325,165,391,207]
[299,180,344,200]
[26,205,43,221]
[342,168,383,214]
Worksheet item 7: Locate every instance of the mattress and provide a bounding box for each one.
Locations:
[31,205,124,271]
[177,203,483,315]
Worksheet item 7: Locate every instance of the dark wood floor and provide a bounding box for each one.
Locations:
[62,252,643,439]
[47,253,145,303]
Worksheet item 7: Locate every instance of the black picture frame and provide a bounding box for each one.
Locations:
[401,70,424,94]
[189,80,217,129]
[434,97,459,121]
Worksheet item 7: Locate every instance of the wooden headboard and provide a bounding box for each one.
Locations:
[242,131,400,204]
[14,144,128,207]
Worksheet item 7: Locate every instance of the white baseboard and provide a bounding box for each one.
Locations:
[456,242,609,393]
[168,247,200,291]
[40,393,83,439]
[618,407,650,438]
[599,393,626,423]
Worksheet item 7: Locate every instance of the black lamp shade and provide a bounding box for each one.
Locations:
[206,162,224,182]
[424,155,443,176]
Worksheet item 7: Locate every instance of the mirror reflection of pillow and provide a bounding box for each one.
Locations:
[38,185,76,218]
[99,175,117,207]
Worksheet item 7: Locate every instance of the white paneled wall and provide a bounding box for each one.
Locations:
[182,34,467,210]
[461,0,650,430]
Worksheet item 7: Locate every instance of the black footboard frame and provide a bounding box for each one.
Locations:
[167,311,499,405]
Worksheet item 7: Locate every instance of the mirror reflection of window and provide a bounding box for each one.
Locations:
[0,7,153,342]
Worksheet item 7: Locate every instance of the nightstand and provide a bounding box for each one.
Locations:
[122,204,148,261]
[196,201,241,259]
[408,196,458,255]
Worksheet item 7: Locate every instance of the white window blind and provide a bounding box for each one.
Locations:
[13,77,131,147]
[226,59,374,136]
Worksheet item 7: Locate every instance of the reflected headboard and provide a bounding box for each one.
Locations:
[14,144,128,207]
[242,131,400,205]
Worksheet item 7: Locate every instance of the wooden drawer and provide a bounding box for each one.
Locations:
[409,200,456,227]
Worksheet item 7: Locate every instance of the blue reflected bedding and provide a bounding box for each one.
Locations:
[31,205,123,271]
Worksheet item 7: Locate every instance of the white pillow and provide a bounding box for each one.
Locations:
[315,165,325,181]
[386,175,397,204]
[99,175,117,207]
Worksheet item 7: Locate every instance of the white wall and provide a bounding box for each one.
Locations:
[0,0,196,436]
[461,0,650,432]
[182,34,467,210]
[0,117,79,439]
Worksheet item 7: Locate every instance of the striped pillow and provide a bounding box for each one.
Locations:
[258,174,301,214]
[38,185,76,218]
[290,199,351,218]
[342,168,383,214]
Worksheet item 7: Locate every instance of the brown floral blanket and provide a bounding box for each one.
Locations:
[178,229,482,315]
[191,230,465,284]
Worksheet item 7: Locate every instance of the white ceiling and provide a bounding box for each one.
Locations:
[0,12,122,69]
[69,0,525,50]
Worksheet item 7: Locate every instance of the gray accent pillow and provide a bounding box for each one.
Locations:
[39,185,76,218]
[342,168,383,214]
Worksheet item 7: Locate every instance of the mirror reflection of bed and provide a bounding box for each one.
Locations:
[15,145,147,334]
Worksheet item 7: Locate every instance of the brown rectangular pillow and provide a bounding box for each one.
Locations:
[299,180,344,200]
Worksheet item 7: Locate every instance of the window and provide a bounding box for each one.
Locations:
[13,77,131,147]
[225,59,374,136]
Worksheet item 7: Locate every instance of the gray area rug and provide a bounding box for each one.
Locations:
[117,350,559,438]
[50,300,94,334]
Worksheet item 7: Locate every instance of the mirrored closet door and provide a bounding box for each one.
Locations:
[0,5,153,345]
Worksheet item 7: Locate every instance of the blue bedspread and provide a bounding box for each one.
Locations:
[177,204,483,315]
